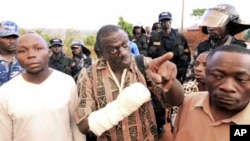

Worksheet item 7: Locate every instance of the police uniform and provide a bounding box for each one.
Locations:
[148,29,191,83]
[49,52,72,76]
[131,25,149,56]
[147,11,191,139]
[48,38,73,76]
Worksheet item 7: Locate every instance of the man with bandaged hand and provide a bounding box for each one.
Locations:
[74,24,184,141]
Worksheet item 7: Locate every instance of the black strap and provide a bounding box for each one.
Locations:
[135,55,146,77]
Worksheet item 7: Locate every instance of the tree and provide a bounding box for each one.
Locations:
[118,16,133,38]
[63,29,83,56]
[191,8,206,19]
[84,34,96,46]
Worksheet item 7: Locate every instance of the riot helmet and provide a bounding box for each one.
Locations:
[199,3,250,35]
[71,39,91,56]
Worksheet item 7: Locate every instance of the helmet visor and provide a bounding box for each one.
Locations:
[198,9,230,27]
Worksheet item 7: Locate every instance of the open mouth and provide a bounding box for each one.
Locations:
[122,59,130,65]
[121,56,131,64]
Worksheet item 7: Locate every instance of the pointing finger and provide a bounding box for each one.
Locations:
[152,52,174,67]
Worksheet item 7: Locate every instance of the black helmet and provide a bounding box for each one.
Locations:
[70,39,91,56]
[199,4,250,35]
[132,22,146,35]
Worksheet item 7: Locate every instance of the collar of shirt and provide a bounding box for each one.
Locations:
[159,29,175,39]
[194,93,250,125]
[0,55,15,63]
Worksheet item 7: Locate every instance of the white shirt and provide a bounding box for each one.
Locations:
[0,70,85,141]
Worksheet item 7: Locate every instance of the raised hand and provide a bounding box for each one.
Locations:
[146,52,177,92]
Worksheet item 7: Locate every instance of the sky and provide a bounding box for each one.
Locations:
[0,0,249,31]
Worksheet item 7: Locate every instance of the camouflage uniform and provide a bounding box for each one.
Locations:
[0,57,23,86]
[0,21,23,86]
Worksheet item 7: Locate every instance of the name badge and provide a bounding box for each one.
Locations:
[153,42,161,46]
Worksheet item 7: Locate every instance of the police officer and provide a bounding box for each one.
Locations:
[131,22,149,56]
[185,3,250,82]
[0,21,23,86]
[151,22,161,35]
[148,11,191,83]
[147,12,191,138]
[49,38,72,76]
[70,39,92,81]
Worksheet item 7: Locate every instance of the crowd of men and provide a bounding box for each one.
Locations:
[0,3,250,141]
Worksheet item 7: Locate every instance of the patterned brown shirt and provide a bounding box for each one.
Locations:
[75,57,159,141]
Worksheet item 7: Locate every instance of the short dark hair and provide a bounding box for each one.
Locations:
[96,25,121,50]
[207,44,250,62]
[151,22,160,31]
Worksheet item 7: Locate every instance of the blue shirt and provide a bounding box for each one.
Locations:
[129,41,140,55]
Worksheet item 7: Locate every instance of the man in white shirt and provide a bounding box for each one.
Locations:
[0,32,85,141]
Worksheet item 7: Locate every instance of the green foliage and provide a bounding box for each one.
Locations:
[65,28,82,39]
[32,29,53,46]
[118,16,133,38]
[64,37,75,56]
[84,34,96,46]
[18,17,134,57]
[191,8,206,19]
[64,29,89,56]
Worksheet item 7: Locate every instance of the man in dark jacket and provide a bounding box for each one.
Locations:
[148,11,191,138]
[148,11,191,83]
[70,39,92,81]
[49,38,72,76]
[131,23,149,56]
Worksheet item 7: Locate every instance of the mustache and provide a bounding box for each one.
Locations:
[214,93,235,101]
[121,55,130,60]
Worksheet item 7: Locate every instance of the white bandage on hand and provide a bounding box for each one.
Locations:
[88,82,151,136]
[116,82,151,116]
